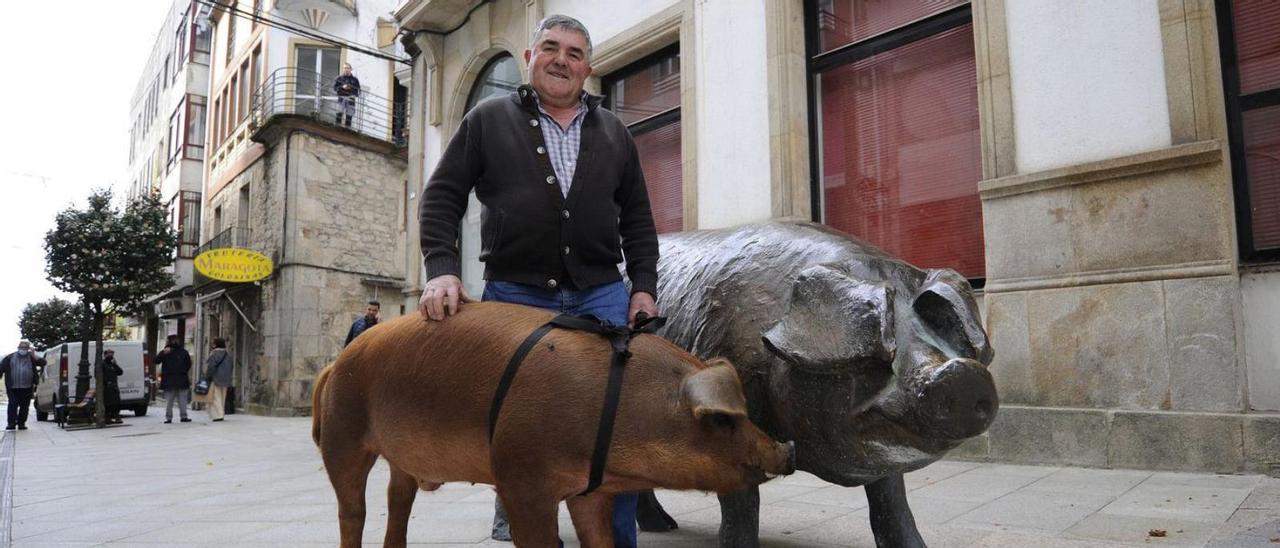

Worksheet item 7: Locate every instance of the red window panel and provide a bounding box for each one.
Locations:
[1243,105,1280,250]
[1232,0,1280,96]
[819,24,984,278]
[634,120,683,234]
[816,0,967,54]
[607,56,680,125]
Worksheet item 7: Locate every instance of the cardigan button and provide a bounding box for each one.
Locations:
[546,175,556,185]
[563,246,571,255]
[529,119,539,127]
[546,278,558,289]
[536,146,546,155]
[562,209,570,219]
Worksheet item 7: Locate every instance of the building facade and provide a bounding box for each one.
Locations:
[395,0,1279,473]
[125,0,213,354]
[194,0,410,415]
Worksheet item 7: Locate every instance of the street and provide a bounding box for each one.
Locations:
[0,407,1274,547]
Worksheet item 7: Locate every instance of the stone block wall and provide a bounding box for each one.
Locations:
[204,121,408,416]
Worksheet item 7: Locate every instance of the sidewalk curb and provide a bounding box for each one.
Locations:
[0,431,13,548]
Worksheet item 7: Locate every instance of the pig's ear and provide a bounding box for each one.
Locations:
[682,359,749,427]
[761,265,896,372]
[913,269,993,363]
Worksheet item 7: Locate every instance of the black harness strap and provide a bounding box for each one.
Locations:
[488,322,557,443]
[486,312,667,495]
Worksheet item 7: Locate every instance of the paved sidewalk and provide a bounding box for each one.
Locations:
[1,408,1277,547]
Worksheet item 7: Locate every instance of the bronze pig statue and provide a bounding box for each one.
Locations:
[647,220,998,547]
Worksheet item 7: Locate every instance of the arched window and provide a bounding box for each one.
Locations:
[466,54,521,112]
[458,53,521,298]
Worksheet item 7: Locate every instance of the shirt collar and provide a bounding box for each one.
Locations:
[516,84,603,113]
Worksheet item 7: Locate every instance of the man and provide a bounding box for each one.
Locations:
[417,14,658,547]
[156,335,192,424]
[334,63,360,127]
[101,349,125,424]
[204,338,233,422]
[344,301,380,347]
[0,341,45,430]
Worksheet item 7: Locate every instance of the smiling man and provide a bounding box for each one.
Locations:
[416,14,658,547]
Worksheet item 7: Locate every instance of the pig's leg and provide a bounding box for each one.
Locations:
[717,486,761,548]
[383,464,419,548]
[865,474,926,548]
[322,448,377,548]
[566,492,616,547]
[497,487,563,548]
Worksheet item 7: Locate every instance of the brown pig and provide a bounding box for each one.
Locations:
[312,301,795,547]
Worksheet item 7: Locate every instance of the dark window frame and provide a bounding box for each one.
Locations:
[802,1,982,286]
[184,94,207,160]
[1216,0,1280,264]
[602,43,684,233]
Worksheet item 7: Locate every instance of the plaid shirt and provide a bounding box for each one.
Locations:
[535,92,589,197]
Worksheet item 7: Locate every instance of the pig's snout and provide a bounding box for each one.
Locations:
[911,358,998,440]
[762,441,796,481]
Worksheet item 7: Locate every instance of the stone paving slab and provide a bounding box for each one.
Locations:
[3,409,1279,547]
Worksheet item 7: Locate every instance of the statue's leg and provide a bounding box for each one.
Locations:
[865,474,926,548]
[635,489,679,532]
[717,486,760,548]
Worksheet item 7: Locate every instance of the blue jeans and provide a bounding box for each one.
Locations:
[483,280,639,547]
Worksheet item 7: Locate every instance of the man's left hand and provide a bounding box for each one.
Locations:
[628,292,658,327]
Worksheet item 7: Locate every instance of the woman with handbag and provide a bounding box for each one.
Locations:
[204,338,234,422]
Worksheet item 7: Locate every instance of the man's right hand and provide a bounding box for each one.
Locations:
[419,274,477,321]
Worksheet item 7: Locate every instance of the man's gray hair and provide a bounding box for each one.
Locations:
[531,14,593,60]
[17,340,30,349]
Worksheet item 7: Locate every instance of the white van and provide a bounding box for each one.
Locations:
[33,341,153,420]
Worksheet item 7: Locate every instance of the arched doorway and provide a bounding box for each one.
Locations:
[458,53,520,298]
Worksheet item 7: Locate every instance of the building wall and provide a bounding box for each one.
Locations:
[397,0,1280,472]
[1004,0,1172,172]
[204,127,407,414]
[1243,270,1280,411]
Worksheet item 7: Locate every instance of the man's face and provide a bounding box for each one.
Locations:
[104,351,114,360]
[17,343,29,353]
[343,64,352,76]
[366,305,380,320]
[524,26,592,106]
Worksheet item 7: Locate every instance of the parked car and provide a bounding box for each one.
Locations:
[33,341,153,421]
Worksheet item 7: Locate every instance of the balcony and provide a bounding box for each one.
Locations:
[252,67,407,147]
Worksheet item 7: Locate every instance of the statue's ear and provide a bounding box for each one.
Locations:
[912,269,993,363]
[762,265,895,373]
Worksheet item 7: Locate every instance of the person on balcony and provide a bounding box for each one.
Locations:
[334,63,360,127]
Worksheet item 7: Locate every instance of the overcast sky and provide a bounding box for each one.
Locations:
[0,1,173,348]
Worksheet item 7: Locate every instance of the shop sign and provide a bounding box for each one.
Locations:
[194,248,274,283]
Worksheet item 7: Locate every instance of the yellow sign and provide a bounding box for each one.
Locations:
[194,248,274,283]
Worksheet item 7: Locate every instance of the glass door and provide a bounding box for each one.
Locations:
[294,46,341,117]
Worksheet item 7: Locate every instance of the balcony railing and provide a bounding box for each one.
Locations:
[253,67,408,146]
[195,226,253,257]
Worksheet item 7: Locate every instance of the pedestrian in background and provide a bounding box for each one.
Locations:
[157,335,192,424]
[101,348,125,424]
[205,338,233,422]
[1,341,45,430]
[344,300,380,347]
